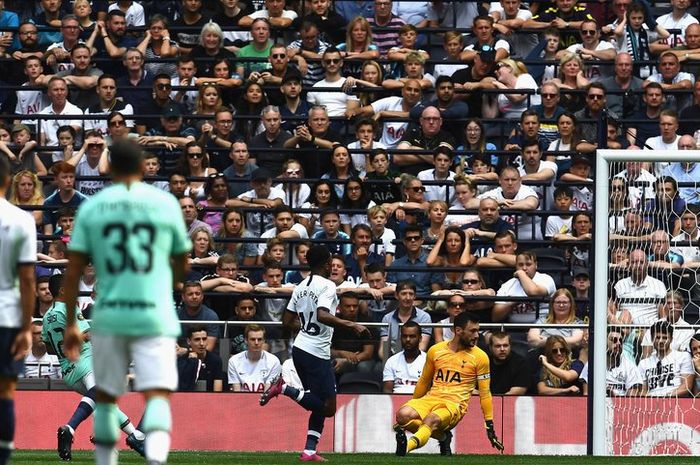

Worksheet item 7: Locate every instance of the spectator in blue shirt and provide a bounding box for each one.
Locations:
[387,224,441,297]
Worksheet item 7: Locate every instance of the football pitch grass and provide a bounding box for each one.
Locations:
[11,451,700,465]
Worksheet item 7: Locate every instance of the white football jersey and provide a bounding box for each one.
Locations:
[227,350,281,393]
[638,350,694,397]
[0,199,37,328]
[383,350,426,394]
[287,274,338,360]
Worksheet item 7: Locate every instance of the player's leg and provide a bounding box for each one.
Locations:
[408,406,458,454]
[0,327,24,465]
[57,375,96,461]
[92,334,131,465]
[132,336,178,465]
[394,404,423,456]
[261,347,326,411]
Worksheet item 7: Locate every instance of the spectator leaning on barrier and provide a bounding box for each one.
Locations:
[177,281,221,354]
[378,280,432,360]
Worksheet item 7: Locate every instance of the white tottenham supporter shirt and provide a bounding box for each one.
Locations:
[582,358,643,397]
[0,199,37,328]
[638,350,694,397]
[383,350,426,394]
[614,276,667,325]
[227,350,281,393]
[288,274,339,359]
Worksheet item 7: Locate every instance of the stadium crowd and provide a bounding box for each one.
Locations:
[3,0,700,398]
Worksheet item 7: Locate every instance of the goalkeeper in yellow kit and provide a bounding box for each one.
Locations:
[394,311,504,456]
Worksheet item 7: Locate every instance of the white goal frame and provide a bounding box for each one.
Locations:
[593,149,700,455]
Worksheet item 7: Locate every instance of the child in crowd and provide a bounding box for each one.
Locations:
[545,186,574,240]
[0,124,45,175]
[387,24,430,63]
[433,30,466,79]
[311,209,352,256]
[347,118,386,176]
[559,156,593,211]
[365,149,402,205]
[170,56,200,113]
[284,241,311,284]
[418,146,456,204]
[143,152,169,191]
[614,2,669,79]
[367,205,396,267]
[56,125,78,163]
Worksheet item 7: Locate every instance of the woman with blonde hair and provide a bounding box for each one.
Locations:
[9,170,44,226]
[338,16,380,77]
[528,288,584,349]
[485,58,540,119]
[537,335,584,395]
[192,84,224,134]
[550,52,590,112]
[343,60,383,106]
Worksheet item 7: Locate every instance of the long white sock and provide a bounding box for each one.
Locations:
[120,421,136,436]
[94,444,118,465]
[145,430,171,463]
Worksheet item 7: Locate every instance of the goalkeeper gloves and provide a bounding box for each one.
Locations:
[485,420,504,453]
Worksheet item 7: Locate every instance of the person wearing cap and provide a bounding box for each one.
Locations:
[451,45,498,119]
[138,103,196,173]
[227,167,285,236]
[279,67,311,133]
[459,15,510,63]
[571,267,590,320]
[287,21,331,88]
[560,154,593,210]
[135,73,184,135]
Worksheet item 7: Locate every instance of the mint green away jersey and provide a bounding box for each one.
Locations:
[42,301,92,385]
[69,182,191,337]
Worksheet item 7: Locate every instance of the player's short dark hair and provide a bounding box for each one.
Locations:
[186,325,207,339]
[307,245,332,269]
[110,140,145,176]
[402,321,421,333]
[650,320,673,337]
[454,311,480,329]
[48,274,64,298]
[396,280,417,293]
[364,262,385,275]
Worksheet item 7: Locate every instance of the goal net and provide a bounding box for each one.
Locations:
[593,149,700,456]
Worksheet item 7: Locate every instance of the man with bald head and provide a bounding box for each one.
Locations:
[614,249,668,325]
[600,52,644,118]
[395,105,456,174]
[462,198,514,259]
[663,135,700,205]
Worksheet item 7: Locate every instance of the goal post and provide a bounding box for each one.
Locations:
[592,149,700,456]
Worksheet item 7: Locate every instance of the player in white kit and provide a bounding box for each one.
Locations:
[259,245,370,462]
[0,156,37,465]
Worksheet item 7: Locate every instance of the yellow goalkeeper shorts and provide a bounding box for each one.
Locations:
[403,395,463,431]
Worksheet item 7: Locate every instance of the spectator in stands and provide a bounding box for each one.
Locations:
[462,198,514,257]
[638,320,694,397]
[671,205,700,265]
[179,143,219,200]
[628,82,665,148]
[455,122,498,178]
[189,23,238,78]
[329,254,356,290]
[489,0,537,59]
[337,16,380,78]
[274,159,309,209]
[640,291,694,358]
[614,249,668,325]
[177,326,225,393]
[546,112,580,165]
[138,104,197,172]
[42,162,87,235]
[240,0,297,29]
[379,280,431,359]
[526,28,563,85]
[346,119,385,174]
[417,146,455,204]
[284,241,311,284]
[492,251,557,323]
[368,0,405,57]
[37,43,102,109]
[135,14,178,78]
[528,288,585,349]
[229,167,285,236]
[691,335,700,395]
[258,205,308,258]
[91,11,139,78]
[600,53,643,118]
[283,105,342,178]
[173,0,211,55]
[529,82,566,146]
[331,292,376,377]
[387,225,440,297]
[573,82,614,153]
[342,224,383,285]
[105,111,136,146]
[409,76,468,144]
[395,106,455,175]
[189,226,220,275]
[286,22,331,88]
[177,281,221,353]
[9,169,44,227]
[488,331,529,395]
[545,186,574,239]
[195,173,230,234]
[525,0,595,48]
[292,0,345,44]
[537,335,584,395]
[168,171,189,199]
[7,22,43,86]
[83,75,134,136]
[647,230,684,270]
[321,144,359,198]
[222,140,257,198]
[38,77,82,162]
[180,196,212,235]
[228,324,282,392]
[335,0,374,23]
[349,78,421,149]
[679,81,700,136]
[644,52,694,112]
[306,47,360,120]
[1,125,43,176]
[24,321,61,379]
[460,15,509,63]
[518,140,557,202]
[564,19,615,81]
[312,209,351,256]
[35,0,63,46]
[248,105,292,177]
[340,178,375,232]
[34,276,53,318]
[431,293,465,343]
[426,226,472,289]
[215,208,258,267]
[444,176,478,226]
[644,176,685,235]
[170,56,199,113]
[581,329,643,397]
[44,15,85,74]
[654,0,698,48]
[550,52,590,113]
[355,262,396,321]
[433,31,466,79]
[65,131,110,196]
[367,206,396,266]
[134,74,183,134]
[237,18,275,78]
[199,108,238,170]
[503,110,548,153]
[250,45,307,105]
[382,321,426,393]
[644,109,682,154]
[300,180,340,235]
[452,44,498,119]
[115,48,154,113]
[487,57,541,120]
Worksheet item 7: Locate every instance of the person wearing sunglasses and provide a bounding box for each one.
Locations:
[572,81,617,153]
[563,19,615,80]
[104,111,136,146]
[580,328,642,397]
[84,75,135,136]
[135,73,183,135]
[537,335,584,396]
[64,130,109,196]
[386,225,439,298]
[433,293,467,343]
[306,46,360,120]
[274,159,309,208]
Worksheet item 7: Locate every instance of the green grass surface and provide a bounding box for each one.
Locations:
[11,451,700,465]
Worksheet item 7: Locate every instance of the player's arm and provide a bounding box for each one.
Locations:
[282,309,300,334]
[317,307,370,337]
[12,263,36,359]
[171,252,190,288]
[478,363,504,452]
[61,251,90,361]
[412,349,435,398]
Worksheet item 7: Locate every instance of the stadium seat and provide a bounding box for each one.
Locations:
[337,372,382,394]
[16,378,50,390]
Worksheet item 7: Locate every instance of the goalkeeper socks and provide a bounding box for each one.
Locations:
[304,412,325,451]
[0,399,14,465]
[67,395,95,431]
[399,419,422,434]
[142,397,172,463]
[407,425,432,452]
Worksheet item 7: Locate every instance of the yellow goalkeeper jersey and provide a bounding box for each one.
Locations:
[415,340,491,415]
